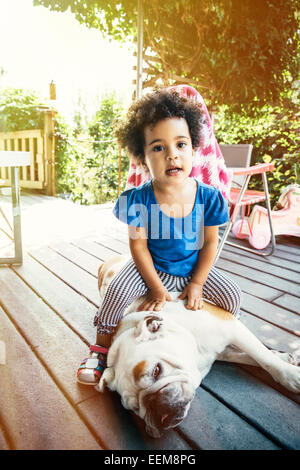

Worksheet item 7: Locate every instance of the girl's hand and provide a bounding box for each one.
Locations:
[178,282,204,310]
[137,286,171,312]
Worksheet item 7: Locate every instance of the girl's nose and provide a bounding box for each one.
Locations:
[166,152,179,160]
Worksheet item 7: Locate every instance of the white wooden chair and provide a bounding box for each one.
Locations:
[0,151,30,265]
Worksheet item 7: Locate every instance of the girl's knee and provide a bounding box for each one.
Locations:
[230,282,243,316]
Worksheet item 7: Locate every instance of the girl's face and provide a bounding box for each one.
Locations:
[143,118,194,186]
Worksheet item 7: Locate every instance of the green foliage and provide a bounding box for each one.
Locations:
[0,86,130,205]
[87,94,129,204]
[33,0,137,41]
[53,112,80,197]
[0,87,45,131]
[34,0,299,108]
[214,101,300,205]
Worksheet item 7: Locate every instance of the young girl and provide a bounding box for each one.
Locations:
[77,89,242,385]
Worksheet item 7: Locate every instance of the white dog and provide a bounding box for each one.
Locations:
[96,256,300,438]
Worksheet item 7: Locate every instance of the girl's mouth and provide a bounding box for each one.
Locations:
[166,168,182,176]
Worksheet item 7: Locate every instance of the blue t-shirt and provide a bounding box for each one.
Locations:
[113,179,229,277]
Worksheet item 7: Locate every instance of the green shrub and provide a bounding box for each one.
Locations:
[87,94,129,204]
[0,87,130,204]
[0,87,45,131]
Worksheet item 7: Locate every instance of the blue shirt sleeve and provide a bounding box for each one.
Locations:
[204,188,229,226]
[113,188,148,227]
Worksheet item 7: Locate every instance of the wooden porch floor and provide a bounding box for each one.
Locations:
[0,191,299,450]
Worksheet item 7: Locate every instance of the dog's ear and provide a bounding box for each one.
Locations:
[135,314,163,342]
[96,367,115,392]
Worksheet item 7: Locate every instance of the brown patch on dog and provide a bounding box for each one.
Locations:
[203,301,235,321]
[97,255,128,291]
[133,360,147,382]
[98,263,104,291]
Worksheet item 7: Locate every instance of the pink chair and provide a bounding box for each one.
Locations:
[215,162,276,262]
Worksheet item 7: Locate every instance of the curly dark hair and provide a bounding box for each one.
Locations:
[114,89,205,165]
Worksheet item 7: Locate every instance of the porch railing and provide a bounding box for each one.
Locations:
[0,129,45,189]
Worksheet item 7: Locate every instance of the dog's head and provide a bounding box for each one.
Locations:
[97,312,200,438]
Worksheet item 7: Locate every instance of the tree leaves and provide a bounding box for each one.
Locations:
[34,0,299,108]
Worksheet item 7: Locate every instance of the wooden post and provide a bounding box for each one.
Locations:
[10,166,23,263]
[44,109,56,196]
[51,109,56,197]
[136,0,143,100]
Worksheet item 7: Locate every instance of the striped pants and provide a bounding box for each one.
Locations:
[94,259,242,335]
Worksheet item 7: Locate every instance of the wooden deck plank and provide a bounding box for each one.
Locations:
[49,241,101,278]
[202,362,300,450]
[0,307,102,450]
[178,387,279,450]
[217,268,281,301]
[241,292,300,335]
[237,363,300,406]
[219,228,300,263]
[12,253,97,345]
[222,245,300,274]
[72,238,120,262]
[240,313,300,355]
[96,234,130,256]
[265,249,300,264]
[273,294,300,314]
[272,240,300,257]
[219,249,300,284]
[28,246,99,305]
[216,257,299,297]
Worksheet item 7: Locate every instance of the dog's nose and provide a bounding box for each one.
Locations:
[151,393,188,427]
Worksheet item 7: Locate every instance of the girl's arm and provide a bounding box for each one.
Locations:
[128,225,171,311]
[178,225,219,310]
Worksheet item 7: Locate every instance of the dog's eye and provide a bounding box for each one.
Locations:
[153,363,162,380]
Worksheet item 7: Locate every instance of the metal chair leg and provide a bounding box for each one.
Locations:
[215,221,233,264]
[262,172,276,256]
[0,167,23,265]
[215,172,276,263]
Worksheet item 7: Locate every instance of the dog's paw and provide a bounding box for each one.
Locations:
[271,349,300,366]
[272,363,300,393]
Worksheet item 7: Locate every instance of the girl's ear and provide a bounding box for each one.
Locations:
[141,161,149,171]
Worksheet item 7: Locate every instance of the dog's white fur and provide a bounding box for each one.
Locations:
[95,256,300,438]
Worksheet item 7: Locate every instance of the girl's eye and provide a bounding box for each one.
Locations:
[153,145,164,152]
[177,142,186,148]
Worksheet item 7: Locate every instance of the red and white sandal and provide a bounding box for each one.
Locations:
[77,345,108,385]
